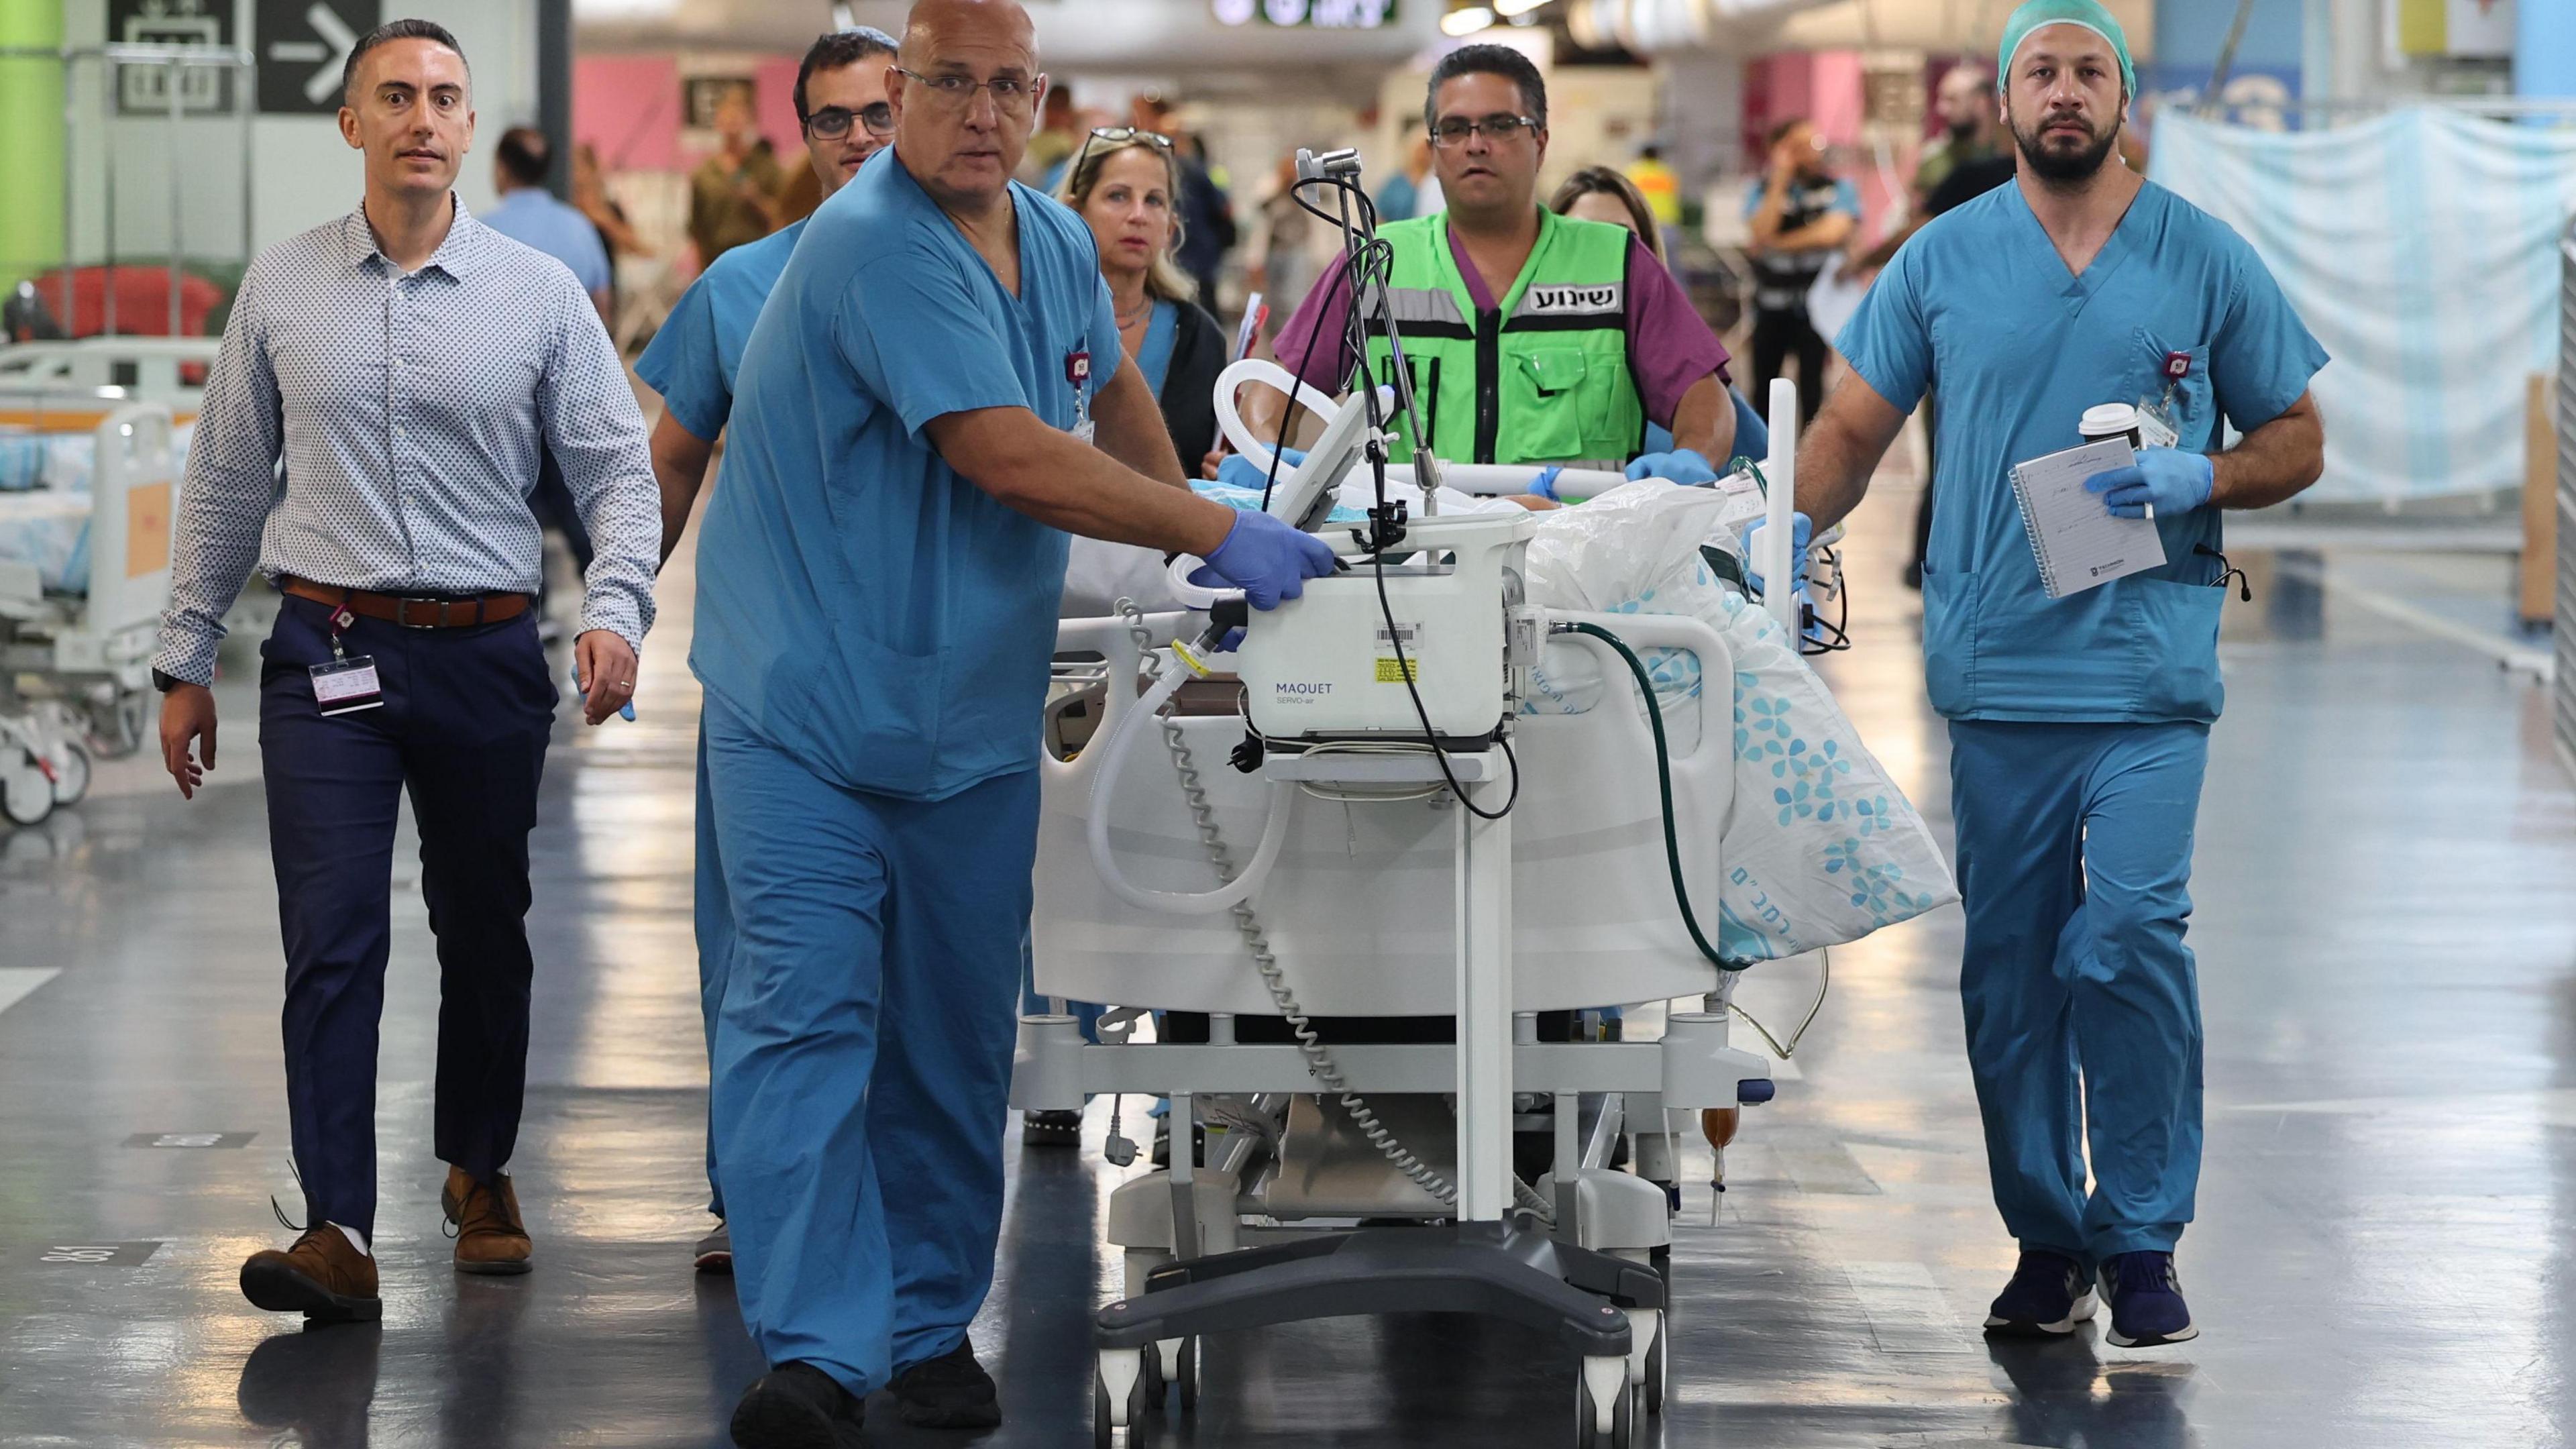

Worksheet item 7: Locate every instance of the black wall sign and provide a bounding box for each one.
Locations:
[109,0,236,117]
[257,0,380,115]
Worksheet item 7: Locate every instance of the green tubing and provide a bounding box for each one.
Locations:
[1562,621,1739,972]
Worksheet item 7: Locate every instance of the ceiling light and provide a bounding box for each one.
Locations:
[572,0,680,18]
[1442,5,1496,35]
[1495,0,1552,15]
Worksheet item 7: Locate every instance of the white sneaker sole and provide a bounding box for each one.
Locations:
[2105,1318,2198,1348]
[1984,1287,2099,1335]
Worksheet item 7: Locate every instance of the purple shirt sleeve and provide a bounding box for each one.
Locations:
[1269,264,1359,400]
[1621,235,1731,428]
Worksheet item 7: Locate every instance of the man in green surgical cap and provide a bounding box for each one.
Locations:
[1788,0,2328,1348]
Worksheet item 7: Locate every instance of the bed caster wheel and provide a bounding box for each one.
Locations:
[1094,1349,1148,1446]
[1576,1356,1633,1448]
[1,745,54,828]
[1136,1336,1196,1419]
[1642,1319,1665,1416]
[48,738,89,808]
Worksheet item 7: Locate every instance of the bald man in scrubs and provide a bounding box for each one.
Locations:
[1788,0,2326,1348]
[698,1,1334,1442]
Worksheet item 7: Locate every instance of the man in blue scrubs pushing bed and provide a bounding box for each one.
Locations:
[696,1,1334,1443]
[1790,0,2326,1349]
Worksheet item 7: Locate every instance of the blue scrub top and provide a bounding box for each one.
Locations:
[480,189,613,297]
[635,219,805,441]
[693,150,1120,801]
[1837,180,2325,724]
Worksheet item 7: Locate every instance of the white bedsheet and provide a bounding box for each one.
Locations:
[0,490,90,592]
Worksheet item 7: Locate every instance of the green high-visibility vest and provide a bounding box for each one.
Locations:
[1358,209,1644,468]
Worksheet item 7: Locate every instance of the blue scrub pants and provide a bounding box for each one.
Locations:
[703,697,1037,1395]
[694,723,731,1220]
[1947,719,2209,1264]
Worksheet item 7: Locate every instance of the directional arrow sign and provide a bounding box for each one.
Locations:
[258,0,379,115]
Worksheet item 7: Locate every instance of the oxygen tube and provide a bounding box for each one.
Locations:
[1558,619,1828,1059]
[1083,651,1293,918]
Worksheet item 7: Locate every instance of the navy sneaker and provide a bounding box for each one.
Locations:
[2099,1251,2198,1347]
[888,1336,1002,1428]
[1983,1250,2098,1336]
[731,1362,865,1449]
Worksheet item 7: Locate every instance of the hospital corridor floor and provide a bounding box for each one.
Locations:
[3,478,2573,1449]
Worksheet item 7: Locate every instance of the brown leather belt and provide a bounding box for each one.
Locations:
[280,576,533,629]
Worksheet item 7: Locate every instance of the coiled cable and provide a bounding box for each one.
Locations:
[1116,600,1554,1222]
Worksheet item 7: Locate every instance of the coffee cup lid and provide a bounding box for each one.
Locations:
[2079,403,2139,437]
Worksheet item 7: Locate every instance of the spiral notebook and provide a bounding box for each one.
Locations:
[2010,437,2165,598]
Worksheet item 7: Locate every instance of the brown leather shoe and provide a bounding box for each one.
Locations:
[240,1226,381,1322]
[440,1166,534,1276]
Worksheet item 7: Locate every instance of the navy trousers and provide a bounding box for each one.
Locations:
[258,593,556,1238]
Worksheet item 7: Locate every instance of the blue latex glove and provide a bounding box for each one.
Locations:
[1742,511,1811,596]
[1217,446,1306,494]
[2084,447,2214,520]
[1199,511,1339,610]
[1625,448,1720,486]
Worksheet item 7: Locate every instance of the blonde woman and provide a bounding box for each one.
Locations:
[1055,128,1228,469]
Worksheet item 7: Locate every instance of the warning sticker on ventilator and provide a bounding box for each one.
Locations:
[1375,658,1417,683]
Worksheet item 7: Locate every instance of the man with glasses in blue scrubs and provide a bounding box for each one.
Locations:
[1789,0,2326,1350]
[634,23,899,1281]
[700,2,1335,1443]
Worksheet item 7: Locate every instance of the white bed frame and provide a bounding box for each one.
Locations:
[0,402,177,752]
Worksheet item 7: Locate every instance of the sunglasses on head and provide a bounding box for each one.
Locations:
[1070,125,1174,180]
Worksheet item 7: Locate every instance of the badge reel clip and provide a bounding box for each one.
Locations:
[311,605,384,717]
[2133,350,2190,450]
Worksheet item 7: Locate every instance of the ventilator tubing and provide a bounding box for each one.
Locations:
[1085,655,1294,916]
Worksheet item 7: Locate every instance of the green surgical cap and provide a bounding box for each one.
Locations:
[1997,0,2137,103]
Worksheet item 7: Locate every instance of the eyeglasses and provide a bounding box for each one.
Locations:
[1430,113,1541,147]
[892,66,1039,115]
[1068,125,1173,186]
[805,103,894,140]
[1085,126,1173,152]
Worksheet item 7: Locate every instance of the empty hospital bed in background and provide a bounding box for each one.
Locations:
[0,400,180,824]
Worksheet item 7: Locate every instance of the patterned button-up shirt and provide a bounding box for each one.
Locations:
[154,198,659,685]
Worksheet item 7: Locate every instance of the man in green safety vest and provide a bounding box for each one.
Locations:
[1247,44,1739,486]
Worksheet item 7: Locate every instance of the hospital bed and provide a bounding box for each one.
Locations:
[1022,171,1820,1434]
[0,337,215,413]
[0,400,180,822]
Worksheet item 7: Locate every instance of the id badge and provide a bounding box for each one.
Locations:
[1065,346,1094,445]
[2135,350,2188,450]
[310,656,384,716]
[2132,394,2182,451]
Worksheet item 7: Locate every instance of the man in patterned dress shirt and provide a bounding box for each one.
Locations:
[151,18,661,1324]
